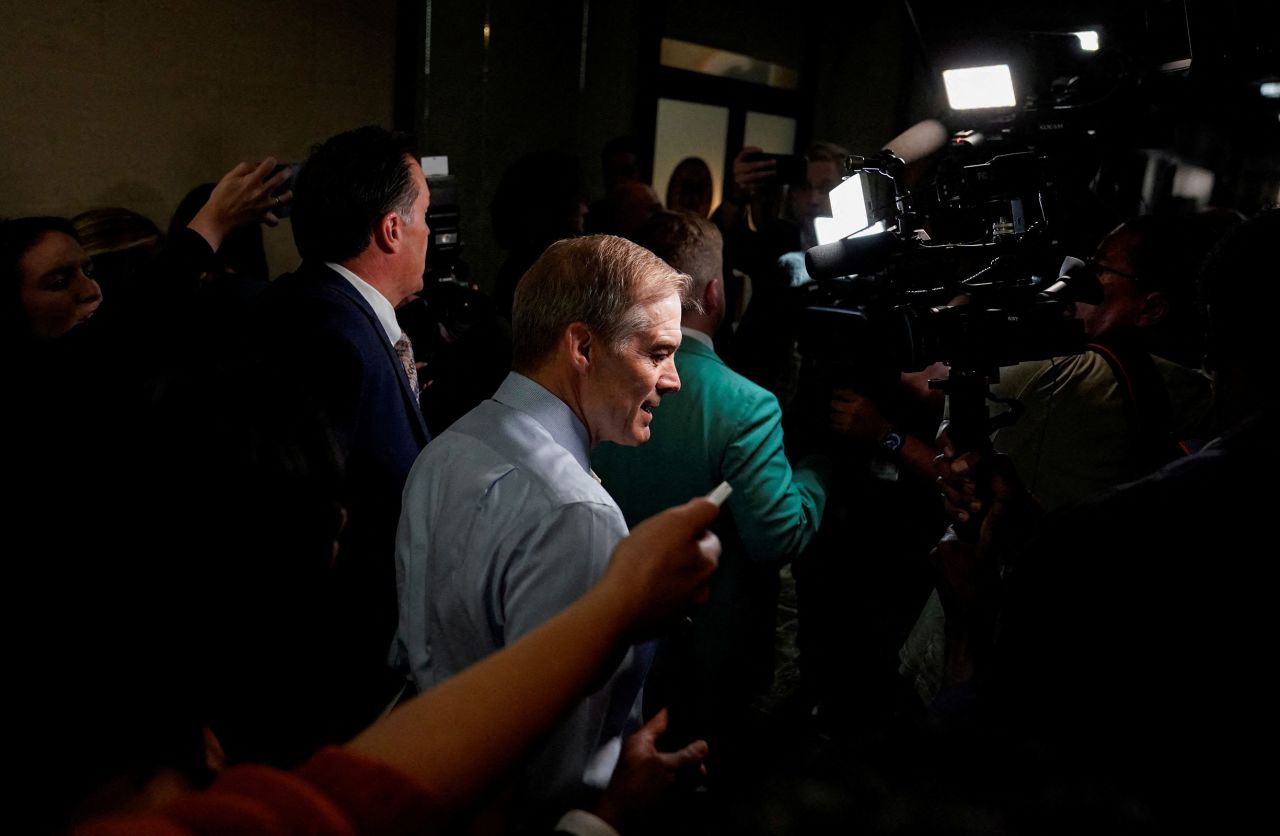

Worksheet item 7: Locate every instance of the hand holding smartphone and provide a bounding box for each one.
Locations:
[743,152,807,186]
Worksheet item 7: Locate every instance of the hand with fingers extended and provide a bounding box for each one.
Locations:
[188,157,293,251]
[596,499,721,640]
[593,709,708,830]
[732,145,776,197]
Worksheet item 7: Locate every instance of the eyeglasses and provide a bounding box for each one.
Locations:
[1082,258,1140,283]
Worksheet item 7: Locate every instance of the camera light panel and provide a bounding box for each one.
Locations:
[1074,30,1100,52]
[943,64,1017,110]
[815,173,871,245]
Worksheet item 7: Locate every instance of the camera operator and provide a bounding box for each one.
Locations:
[924,208,1279,829]
[983,210,1241,507]
[881,210,1241,703]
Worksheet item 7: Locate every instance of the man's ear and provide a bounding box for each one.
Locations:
[372,210,402,254]
[566,322,593,372]
[704,275,723,316]
[1137,291,1171,328]
[202,727,226,774]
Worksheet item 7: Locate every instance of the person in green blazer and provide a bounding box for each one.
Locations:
[592,211,828,782]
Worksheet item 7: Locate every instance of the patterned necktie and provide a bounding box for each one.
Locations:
[394,333,420,405]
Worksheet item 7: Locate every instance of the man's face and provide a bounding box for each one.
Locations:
[396,159,431,298]
[605,151,641,189]
[1074,228,1147,340]
[790,158,842,223]
[613,182,662,239]
[18,231,102,339]
[582,291,682,447]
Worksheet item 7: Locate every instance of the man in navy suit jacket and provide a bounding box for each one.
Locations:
[255,126,433,738]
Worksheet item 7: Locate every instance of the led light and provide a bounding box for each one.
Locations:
[1074,31,1100,52]
[943,64,1017,110]
[1261,82,1280,99]
[814,174,870,245]
[813,217,843,247]
[829,174,868,234]
[815,219,886,246]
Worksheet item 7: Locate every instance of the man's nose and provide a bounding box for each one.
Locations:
[658,359,680,394]
[76,272,102,304]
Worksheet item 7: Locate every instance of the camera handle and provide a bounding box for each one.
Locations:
[930,367,992,455]
[930,367,1024,542]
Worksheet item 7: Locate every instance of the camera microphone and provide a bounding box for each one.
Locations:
[805,231,904,281]
[882,119,950,165]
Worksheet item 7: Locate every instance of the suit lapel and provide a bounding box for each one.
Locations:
[313,265,431,442]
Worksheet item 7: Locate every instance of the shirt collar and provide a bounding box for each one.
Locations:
[679,326,715,351]
[491,372,593,473]
[326,262,403,346]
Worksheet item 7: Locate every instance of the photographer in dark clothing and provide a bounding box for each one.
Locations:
[894,211,1239,701]
[931,208,1279,830]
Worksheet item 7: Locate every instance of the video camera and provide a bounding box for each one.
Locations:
[797,36,1127,451]
[802,148,1100,367]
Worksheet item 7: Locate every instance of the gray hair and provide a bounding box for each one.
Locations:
[511,234,690,371]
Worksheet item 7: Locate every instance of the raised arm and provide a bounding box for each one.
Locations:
[188,157,292,252]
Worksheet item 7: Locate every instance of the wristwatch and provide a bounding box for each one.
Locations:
[879,427,905,456]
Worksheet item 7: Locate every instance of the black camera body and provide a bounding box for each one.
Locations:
[799,136,1104,451]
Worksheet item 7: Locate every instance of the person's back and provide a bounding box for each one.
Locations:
[988,348,1212,511]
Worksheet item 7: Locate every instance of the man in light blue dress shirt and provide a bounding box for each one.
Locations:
[393,234,690,817]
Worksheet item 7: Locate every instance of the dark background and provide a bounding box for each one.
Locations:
[3,0,1276,286]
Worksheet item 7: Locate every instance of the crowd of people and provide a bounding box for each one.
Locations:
[5,121,1275,834]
